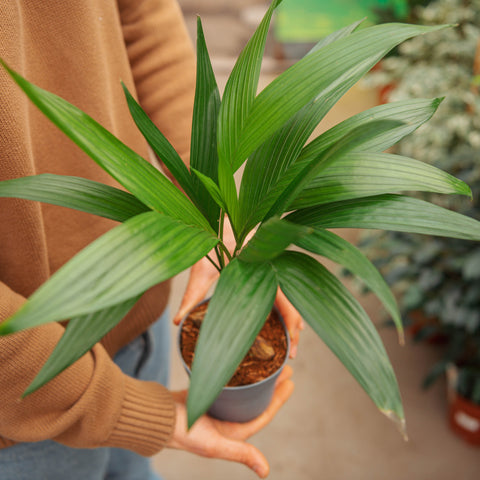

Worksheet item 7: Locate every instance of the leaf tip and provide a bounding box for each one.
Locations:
[433,96,445,109]
[186,402,200,430]
[21,384,36,399]
[381,409,408,441]
[0,319,15,336]
[0,58,18,85]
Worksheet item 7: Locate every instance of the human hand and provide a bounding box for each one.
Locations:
[274,289,304,359]
[167,365,294,478]
[172,217,237,326]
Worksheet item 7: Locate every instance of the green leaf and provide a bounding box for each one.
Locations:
[217,0,282,167]
[0,174,150,222]
[122,84,196,201]
[232,23,447,167]
[296,229,403,343]
[272,251,404,427]
[24,297,140,396]
[191,168,227,211]
[190,17,222,230]
[263,120,403,222]
[298,97,444,164]
[239,97,442,237]
[238,20,365,239]
[217,159,240,236]
[290,152,472,209]
[187,259,278,427]
[215,0,282,232]
[1,60,210,231]
[238,217,312,263]
[0,211,218,334]
[287,194,480,241]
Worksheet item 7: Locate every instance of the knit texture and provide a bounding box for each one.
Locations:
[0,0,195,455]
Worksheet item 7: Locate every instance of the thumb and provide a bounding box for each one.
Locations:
[217,439,270,478]
[173,260,218,325]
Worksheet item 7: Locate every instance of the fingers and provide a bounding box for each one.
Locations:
[223,369,294,441]
[173,258,219,325]
[275,364,293,385]
[214,438,270,478]
[275,289,304,358]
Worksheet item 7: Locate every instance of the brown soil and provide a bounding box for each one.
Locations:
[180,301,288,387]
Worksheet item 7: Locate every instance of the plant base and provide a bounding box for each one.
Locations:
[178,300,289,422]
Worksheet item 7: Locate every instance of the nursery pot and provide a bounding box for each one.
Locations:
[447,365,480,445]
[178,300,290,423]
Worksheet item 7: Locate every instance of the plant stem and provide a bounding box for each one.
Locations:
[216,209,226,269]
[206,254,221,273]
[215,245,225,270]
[218,242,233,262]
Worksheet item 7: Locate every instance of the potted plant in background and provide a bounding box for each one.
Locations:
[1,0,480,433]
[447,351,480,445]
[360,0,480,443]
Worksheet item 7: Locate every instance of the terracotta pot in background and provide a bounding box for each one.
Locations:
[447,365,480,445]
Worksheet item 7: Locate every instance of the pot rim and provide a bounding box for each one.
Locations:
[177,297,291,391]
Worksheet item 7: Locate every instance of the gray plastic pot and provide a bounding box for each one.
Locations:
[178,301,290,423]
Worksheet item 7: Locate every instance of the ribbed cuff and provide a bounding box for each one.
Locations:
[104,376,176,457]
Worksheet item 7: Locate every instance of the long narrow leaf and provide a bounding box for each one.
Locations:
[217,0,282,167]
[218,159,240,237]
[298,97,444,163]
[238,20,365,239]
[216,0,282,232]
[239,97,442,236]
[238,217,312,263]
[190,17,222,230]
[122,84,196,201]
[291,152,471,209]
[1,60,210,231]
[191,168,227,211]
[0,174,150,222]
[263,120,403,222]
[0,212,218,334]
[232,23,447,167]
[187,259,277,427]
[296,229,403,343]
[272,251,405,430]
[24,297,140,396]
[287,194,480,241]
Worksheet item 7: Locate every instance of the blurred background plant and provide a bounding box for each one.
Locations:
[372,0,430,24]
[361,0,480,405]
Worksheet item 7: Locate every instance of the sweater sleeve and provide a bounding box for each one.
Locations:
[0,282,175,456]
[118,0,196,166]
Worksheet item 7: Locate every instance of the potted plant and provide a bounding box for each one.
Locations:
[447,361,480,445]
[178,299,290,422]
[360,0,480,442]
[1,0,480,432]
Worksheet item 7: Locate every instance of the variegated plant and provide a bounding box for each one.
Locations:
[0,0,478,431]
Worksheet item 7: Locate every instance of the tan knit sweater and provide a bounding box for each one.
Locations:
[0,0,196,455]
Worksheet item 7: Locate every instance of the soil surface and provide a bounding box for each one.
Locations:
[180,302,288,387]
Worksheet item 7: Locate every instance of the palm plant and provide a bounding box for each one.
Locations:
[1,0,480,432]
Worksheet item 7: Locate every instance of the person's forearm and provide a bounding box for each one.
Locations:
[0,283,175,455]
